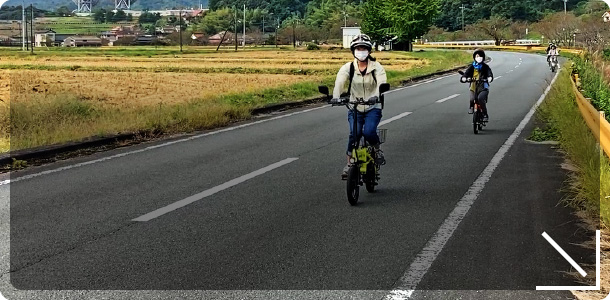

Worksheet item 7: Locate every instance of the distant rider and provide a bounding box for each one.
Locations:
[460,49,493,122]
[547,44,559,68]
[332,34,388,179]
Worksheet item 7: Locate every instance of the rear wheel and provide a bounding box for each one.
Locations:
[346,165,360,205]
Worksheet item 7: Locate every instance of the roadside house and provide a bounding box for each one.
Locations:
[63,36,102,47]
[34,30,56,47]
[604,11,610,23]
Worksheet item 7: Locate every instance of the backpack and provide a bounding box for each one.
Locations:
[347,62,382,109]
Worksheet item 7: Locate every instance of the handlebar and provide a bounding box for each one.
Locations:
[460,77,489,83]
[329,96,380,106]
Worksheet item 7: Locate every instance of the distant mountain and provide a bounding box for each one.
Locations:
[3,0,209,11]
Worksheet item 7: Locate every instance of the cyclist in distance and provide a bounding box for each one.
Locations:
[547,44,560,68]
[331,34,388,179]
[461,49,493,122]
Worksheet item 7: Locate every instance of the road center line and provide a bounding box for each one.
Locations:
[379,112,413,126]
[384,70,561,300]
[132,158,299,222]
[495,75,503,80]
[435,94,460,103]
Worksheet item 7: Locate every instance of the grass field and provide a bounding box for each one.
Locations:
[0,47,471,152]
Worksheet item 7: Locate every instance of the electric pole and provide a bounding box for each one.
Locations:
[179,8,183,52]
[243,4,246,49]
[21,3,25,51]
[460,4,465,31]
[564,0,567,14]
[234,6,238,51]
[30,4,34,54]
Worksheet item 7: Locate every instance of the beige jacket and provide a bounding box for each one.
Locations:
[333,59,387,112]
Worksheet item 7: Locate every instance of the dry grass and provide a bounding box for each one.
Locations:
[9,70,317,106]
[0,51,424,72]
[0,49,469,151]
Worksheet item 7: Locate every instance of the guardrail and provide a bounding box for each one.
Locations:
[571,74,610,158]
[424,39,541,46]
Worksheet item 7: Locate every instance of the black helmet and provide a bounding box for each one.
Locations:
[473,48,486,60]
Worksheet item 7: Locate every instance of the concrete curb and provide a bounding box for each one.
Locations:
[2,64,470,168]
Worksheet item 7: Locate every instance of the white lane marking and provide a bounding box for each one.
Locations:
[384,70,561,300]
[507,70,514,73]
[387,74,457,93]
[494,76,503,81]
[379,112,413,126]
[541,232,587,277]
[0,106,328,186]
[435,94,460,103]
[133,158,299,222]
[515,65,519,69]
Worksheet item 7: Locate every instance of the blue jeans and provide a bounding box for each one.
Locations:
[347,108,382,155]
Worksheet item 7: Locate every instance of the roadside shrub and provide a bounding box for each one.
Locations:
[307,43,320,50]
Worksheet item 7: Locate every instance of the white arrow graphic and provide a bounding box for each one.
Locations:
[537,230,600,290]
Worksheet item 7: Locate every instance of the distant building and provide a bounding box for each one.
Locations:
[208,31,234,45]
[156,26,180,35]
[134,35,158,45]
[342,27,361,49]
[121,9,208,17]
[34,30,56,47]
[63,36,102,47]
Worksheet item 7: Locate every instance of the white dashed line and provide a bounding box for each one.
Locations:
[435,94,460,103]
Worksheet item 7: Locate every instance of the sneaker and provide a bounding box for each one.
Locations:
[483,115,489,122]
[375,148,386,165]
[341,164,351,180]
[468,107,474,114]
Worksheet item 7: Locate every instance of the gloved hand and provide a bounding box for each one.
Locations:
[329,98,342,105]
[366,96,379,105]
[487,77,493,83]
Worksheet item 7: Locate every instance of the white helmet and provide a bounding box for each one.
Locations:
[350,34,373,52]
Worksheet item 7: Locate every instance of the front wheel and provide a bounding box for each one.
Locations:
[473,110,479,134]
[346,165,360,205]
[365,162,377,193]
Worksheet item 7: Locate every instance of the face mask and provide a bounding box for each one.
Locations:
[355,50,369,61]
[475,56,483,63]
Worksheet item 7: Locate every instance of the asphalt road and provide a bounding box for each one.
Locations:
[0,51,596,299]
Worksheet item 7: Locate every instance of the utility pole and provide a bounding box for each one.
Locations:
[564,0,567,14]
[234,6,238,51]
[21,3,25,51]
[242,4,246,49]
[292,18,296,48]
[460,4,465,31]
[179,8,183,52]
[275,17,279,48]
[30,4,34,54]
